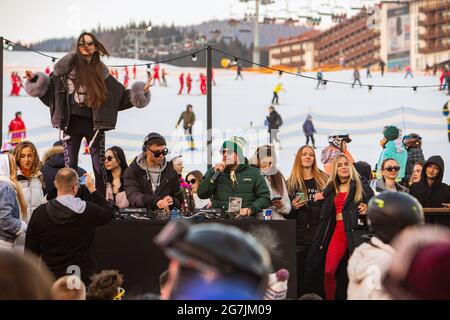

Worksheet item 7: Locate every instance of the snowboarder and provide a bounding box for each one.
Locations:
[161,68,168,87]
[352,67,362,88]
[303,115,317,149]
[153,64,161,86]
[316,70,324,89]
[178,72,184,95]
[176,104,196,150]
[24,32,152,196]
[235,63,244,80]
[366,65,372,78]
[132,64,137,79]
[266,106,283,148]
[186,73,192,94]
[272,83,284,105]
[404,65,414,79]
[200,73,207,95]
[379,60,386,77]
[8,111,26,146]
[443,101,450,142]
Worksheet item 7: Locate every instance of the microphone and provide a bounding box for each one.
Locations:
[210,169,221,183]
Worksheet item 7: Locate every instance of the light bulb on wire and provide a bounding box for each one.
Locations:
[191,54,197,62]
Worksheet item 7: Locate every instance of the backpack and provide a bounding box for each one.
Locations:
[275,114,283,127]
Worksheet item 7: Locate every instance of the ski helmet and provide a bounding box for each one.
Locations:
[154,219,272,289]
[367,192,425,243]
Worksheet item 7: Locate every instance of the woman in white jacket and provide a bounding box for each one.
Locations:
[0,153,28,250]
[13,141,45,222]
[250,145,291,220]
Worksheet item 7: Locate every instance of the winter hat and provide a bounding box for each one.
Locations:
[264,268,289,300]
[221,136,247,159]
[383,126,400,141]
[402,243,450,300]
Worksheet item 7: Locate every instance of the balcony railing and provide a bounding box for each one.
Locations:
[271,49,305,60]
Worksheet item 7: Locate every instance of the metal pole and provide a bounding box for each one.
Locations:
[134,31,139,60]
[206,45,213,170]
[0,37,3,147]
[253,0,260,64]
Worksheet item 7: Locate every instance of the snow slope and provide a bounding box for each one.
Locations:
[2,50,449,183]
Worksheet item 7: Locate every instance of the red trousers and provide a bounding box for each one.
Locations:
[324,221,348,300]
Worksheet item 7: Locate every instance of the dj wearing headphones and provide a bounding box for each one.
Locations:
[124,132,183,212]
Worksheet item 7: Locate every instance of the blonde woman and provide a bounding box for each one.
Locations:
[286,145,328,297]
[0,153,28,250]
[305,154,374,300]
[12,141,45,222]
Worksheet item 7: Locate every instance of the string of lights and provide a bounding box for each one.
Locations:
[2,37,206,68]
[2,36,443,91]
[211,47,442,91]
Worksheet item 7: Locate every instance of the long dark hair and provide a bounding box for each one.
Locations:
[185,170,204,184]
[254,145,286,196]
[106,146,128,184]
[73,32,110,108]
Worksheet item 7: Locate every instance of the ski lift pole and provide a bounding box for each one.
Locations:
[206,45,213,170]
[0,36,3,147]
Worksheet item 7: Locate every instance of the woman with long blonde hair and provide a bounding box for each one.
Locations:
[0,153,28,249]
[304,154,374,300]
[13,141,45,222]
[286,145,328,297]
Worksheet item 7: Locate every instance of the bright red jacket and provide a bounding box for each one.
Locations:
[8,117,26,134]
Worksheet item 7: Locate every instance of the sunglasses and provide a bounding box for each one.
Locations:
[105,156,115,162]
[78,41,95,47]
[384,166,400,172]
[148,148,169,158]
[187,178,196,185]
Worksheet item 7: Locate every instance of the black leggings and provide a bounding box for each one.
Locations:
[306,135,315,147]
[63,131,106,195]
[272,92,279,104]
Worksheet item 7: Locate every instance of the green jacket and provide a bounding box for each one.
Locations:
[197,160,271,216]
[176,111,196,128]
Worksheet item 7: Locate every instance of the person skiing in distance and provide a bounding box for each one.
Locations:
[178,73,184,95]
[186,73,192,95]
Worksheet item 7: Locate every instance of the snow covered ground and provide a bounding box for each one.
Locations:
[3,50,450,183]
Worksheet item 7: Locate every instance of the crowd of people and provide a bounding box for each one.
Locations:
[1,32,449,301]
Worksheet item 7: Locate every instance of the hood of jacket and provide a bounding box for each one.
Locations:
[42,146,65,168]
[420,155,445,187]
[53,53,109,79]
[136,152,168,173]
[46,195,86,225]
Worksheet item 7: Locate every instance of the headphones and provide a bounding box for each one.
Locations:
[142,133,166,152]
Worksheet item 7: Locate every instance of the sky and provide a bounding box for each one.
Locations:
[0,0,378,43]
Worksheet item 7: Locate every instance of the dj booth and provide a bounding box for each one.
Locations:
[94,208,450,300]
[95,214,298,299]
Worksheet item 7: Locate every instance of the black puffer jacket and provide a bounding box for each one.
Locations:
[41,146,87,199]
[25,53,150,131]
[303,181,374,297]
[410,155,450,208]
[124,154,183,210]
[286,186,323,251]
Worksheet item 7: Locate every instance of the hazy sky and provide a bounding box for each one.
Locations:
[0,0,375,43]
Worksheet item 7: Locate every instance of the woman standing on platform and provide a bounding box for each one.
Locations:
[24,32,152,196]
[304,154,374,300]
[286,145,328,297]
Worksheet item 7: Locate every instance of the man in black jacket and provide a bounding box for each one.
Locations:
[25,168,114,285]
[124,132,182,212]
[410,155,450,208]
[266,106,283,149]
